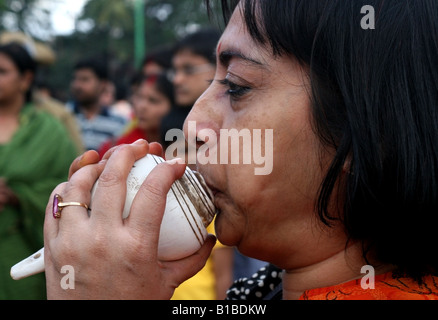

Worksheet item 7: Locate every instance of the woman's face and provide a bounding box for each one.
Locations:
[184,6,346,269]
[133,80,171,132]
[0,53,31,105]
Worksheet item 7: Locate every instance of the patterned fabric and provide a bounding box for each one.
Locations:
[227,264,438,300]
[226,264,283,300]
[67,102,127,151]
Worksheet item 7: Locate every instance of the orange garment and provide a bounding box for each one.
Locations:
[300,272,438,300]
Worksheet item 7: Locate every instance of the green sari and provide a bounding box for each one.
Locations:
[0,104,78,299]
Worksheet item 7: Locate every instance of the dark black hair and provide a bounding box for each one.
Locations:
[0,42,37,102]
[142,44,174,72]
[208,0,438,282]
[143,73,175,108]
[173,28,222,65]
[74,58,108,80]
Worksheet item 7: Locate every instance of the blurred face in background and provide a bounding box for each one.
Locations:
[132,78,171,132]
[143,61,164,77]
[71,68,105,108]
[171,49,215,107]
[98,81,115,107]
[0,53,32,106]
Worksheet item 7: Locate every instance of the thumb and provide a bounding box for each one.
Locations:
[163,234,216,287]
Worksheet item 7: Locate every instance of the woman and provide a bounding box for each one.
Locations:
[0,43,78,299]
[44,0,438,300]
[98,74,173,158]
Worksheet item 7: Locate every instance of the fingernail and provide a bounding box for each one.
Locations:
[166,158,185,165]
[77,153,85,166]
[133,139,146,145]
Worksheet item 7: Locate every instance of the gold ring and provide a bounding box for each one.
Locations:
[52,194,90,219]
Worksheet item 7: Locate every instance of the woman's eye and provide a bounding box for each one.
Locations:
[218,78,251,100]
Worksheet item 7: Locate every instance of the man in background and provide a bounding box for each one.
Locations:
[67,58,127,151]
[163,28,234,300]
[161,28,220,152]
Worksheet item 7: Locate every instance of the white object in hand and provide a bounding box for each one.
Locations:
[10,154,216,280]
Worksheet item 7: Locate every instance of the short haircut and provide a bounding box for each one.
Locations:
[74,58,108,80]
[173,28,221,65]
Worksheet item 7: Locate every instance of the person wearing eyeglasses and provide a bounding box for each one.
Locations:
[161,29,221,151]
[159,28,234,300]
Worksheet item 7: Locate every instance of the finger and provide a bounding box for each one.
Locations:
[68,150,100,179]
[126,158,186,255]
[163,234,216,287]
[58,161,107,229]
[91,140,149,227]
[101,145,119,161]
[149,142,164,158]
[44,182,68,239]
[102,139,149,162]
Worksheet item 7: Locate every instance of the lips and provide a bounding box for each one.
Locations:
[201,175,220,197]
[199,172,223,215]
[175,87,189,96]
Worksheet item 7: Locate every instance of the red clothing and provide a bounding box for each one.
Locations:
[300,272,438,300]
[98,126,147,159]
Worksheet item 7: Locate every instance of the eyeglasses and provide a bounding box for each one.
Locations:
[167,63,214,81]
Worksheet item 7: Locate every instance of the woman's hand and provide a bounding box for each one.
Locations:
[44,140,216,299]
[67,141,166,179]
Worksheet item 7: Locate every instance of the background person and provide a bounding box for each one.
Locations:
[98,74,174,158]
[0,31,85,154]
[142,45,174,77]
[0,43,77,299]
[158,28,235,300]
[67,58,127,151]
[161,28,220,152]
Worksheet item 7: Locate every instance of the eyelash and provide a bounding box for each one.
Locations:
[218,78,251,99]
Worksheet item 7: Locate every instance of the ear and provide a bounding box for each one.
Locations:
[20,71,34,92]
[342,155,353,175]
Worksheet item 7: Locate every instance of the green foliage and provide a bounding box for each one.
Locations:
[0,0,51,39]
[1,0,225,100]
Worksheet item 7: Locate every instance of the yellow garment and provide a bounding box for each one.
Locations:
[171,223,225,300]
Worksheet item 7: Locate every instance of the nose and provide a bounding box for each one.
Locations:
[173,71,185,87]
[183,86,222,151]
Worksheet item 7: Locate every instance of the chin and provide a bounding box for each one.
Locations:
[176,97,193,107]
[213,208,242,247]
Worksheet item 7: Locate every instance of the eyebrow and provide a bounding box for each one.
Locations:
[219,50,265,67]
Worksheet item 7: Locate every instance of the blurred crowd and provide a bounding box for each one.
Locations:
[0,29,266,300]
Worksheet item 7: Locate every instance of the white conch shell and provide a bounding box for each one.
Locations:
[10,155,216,280]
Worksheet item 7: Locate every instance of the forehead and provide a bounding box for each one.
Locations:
[74,68,98,79]
[217,5,270,66]
[138,79,156,91]
[0,52,17,68]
